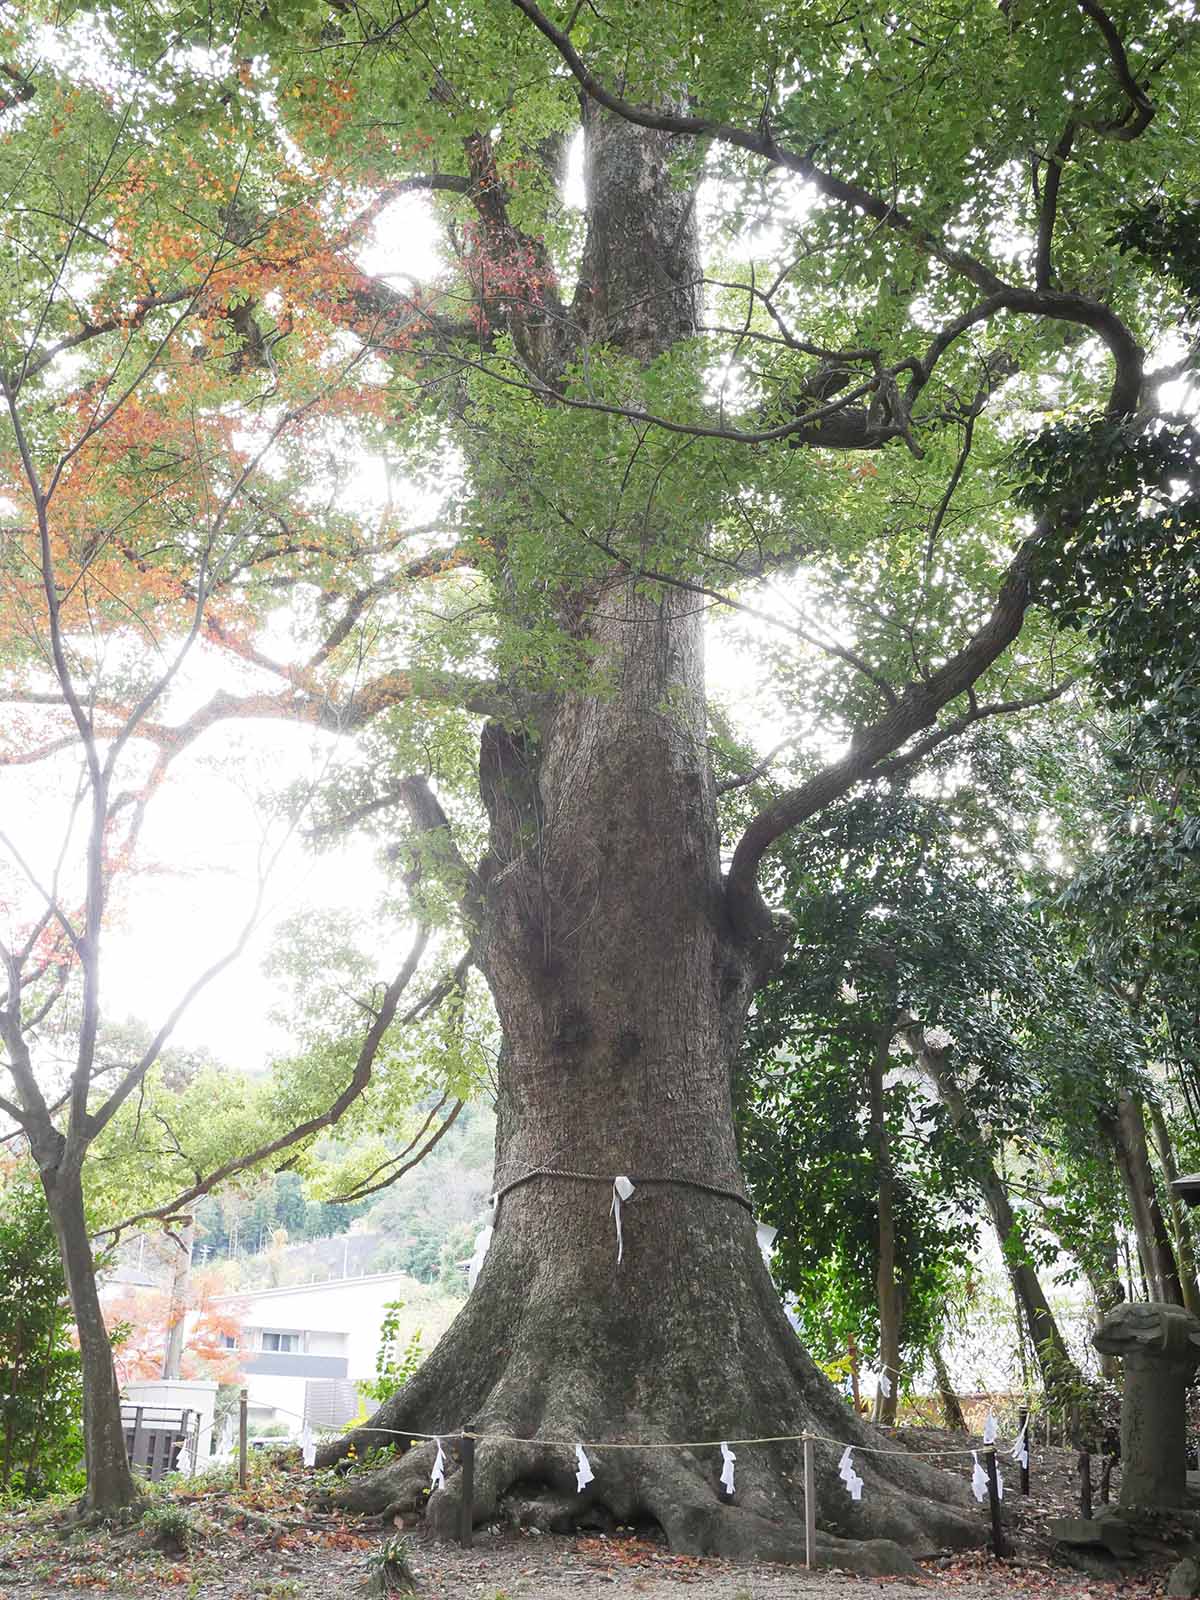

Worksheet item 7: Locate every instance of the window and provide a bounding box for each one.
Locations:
[219,1334,238,1350]
[260,1330,301,1353]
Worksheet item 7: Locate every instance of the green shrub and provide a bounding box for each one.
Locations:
[0,1176,85,1499]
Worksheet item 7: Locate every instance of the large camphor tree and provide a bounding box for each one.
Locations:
[4,0,1198,1563]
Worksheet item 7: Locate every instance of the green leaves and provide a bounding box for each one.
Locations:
[0,1175,85,1499]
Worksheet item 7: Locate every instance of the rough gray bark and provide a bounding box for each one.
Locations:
[316,109,981,1568]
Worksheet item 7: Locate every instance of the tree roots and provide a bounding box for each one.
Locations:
[321,1412,985,1574]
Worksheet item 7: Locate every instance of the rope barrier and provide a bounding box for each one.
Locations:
[260,1401,992,1459]
[489,1165,754,1214]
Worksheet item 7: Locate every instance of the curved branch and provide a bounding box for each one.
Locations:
[95,933,472,1238]
[329,1094,465,1204]
[724,535,1041,944]
[1076,0,1156,141]
[508,0,1144,416]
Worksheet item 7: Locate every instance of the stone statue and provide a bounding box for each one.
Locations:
[1094,1302,1200,1509]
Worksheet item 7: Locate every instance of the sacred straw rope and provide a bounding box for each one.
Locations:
[489,1166,755,1213]
[276,1408,992,1460]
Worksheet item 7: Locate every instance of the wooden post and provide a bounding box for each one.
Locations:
[984,1449,1006,1558]
[1100,1454,1113,1505]
[1079,1450,1093,1520]
[238,1388,248,1490]
[802,1436,816,1570]
[459,1433,475,1549]
[1018,1407,1030,1496]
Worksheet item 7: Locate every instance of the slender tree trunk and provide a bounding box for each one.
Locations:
[868,1018,901,1426]
[905,1036,1081,1397]
[316,109,980,1570]
[41,1164,139,1512]
[161,1217,194,1380]
[1082,1244,1126,1380]
[1101,1094,1184,1305]
[930,1344,967,1433]
[1146,1101,1200,1313]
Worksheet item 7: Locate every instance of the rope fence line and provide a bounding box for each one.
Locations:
[260,1399,996,1456]
[233,1396,1029,1566]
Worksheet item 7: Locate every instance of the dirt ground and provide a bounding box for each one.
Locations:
[0,1436,1170,1600]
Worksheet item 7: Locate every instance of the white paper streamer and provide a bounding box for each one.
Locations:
[575,1443,594,1493]
[1011,1423,1029,1470]
[719,1441,736,1496]
[755,1222,778,1269]
[982,1410,998,1445]
[838,1446,864,1501]
[467,1224,493,1291]
[971,1451,988,1503]
[300,1422,316,1468]
[610,1175,635,1263]
[878,1370,892,1398]
[431,1437,447,1492]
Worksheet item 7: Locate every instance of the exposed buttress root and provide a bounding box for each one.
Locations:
[320,1410,987,1575]
[313,1228,991,1574]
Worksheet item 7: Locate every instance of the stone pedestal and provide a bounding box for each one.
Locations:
[1094,1302,1200,1509]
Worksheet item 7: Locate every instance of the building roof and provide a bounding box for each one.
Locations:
[211,1270,415,1305]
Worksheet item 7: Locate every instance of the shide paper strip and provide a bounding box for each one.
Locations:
[719,1441,736,1495]
[610,1175,635,1263]
[838,1445,864,1501]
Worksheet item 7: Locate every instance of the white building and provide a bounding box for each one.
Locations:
[212,1271,461,1436]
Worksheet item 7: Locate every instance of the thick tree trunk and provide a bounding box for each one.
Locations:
[905,1037,1081,1398]
[868,1019,901,1427]
[41,1164,139,1513]
[321,578,977,1562]
[318,109,979,1568]
[1102,1094,1184,1305]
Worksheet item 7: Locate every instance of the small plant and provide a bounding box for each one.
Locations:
[364,1533,417,1595]
[141,1500,195,1556]
[359,1302,424,1406]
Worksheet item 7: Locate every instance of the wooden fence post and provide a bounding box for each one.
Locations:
[984,1449,1007,1558]
[803,1436,816,1570]
[1018,1407,1030,1496]
[1079,1450,1093,1520]
[459,1433,475,1549]
[238,1388,248,1490]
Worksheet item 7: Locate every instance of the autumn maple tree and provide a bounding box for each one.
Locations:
[4,0,1200,1567]
[0,16,474,1512]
